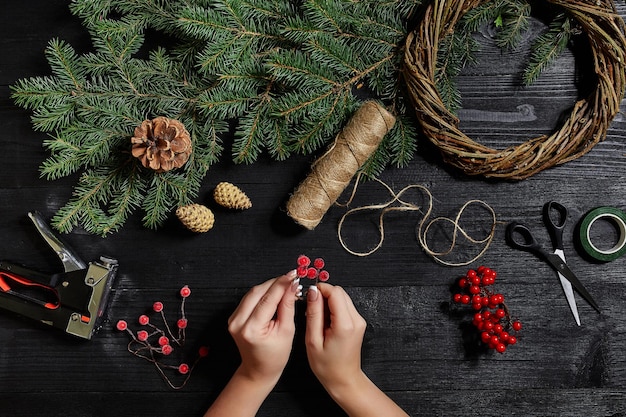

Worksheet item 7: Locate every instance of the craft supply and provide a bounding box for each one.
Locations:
[286,101,396,230]
[213,182,252,210]
[294,254,330,299]
[452,266,522,354]
[578,206,626,262]
[131,117,193,173]
[337,176,497,266]
[542,202,580,325]
[506,220,601,314]
[176,203,215,233]
[116,286,209,390]
[403,0,626,179]
[0,211,118,339]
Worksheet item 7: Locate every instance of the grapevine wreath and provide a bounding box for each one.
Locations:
[403,0,626,179]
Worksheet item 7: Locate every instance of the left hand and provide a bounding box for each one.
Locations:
[227,270,300,386]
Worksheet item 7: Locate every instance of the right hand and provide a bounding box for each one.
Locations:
[304,283,368,391]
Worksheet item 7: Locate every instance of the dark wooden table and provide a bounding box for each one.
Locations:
[1,1,625,416]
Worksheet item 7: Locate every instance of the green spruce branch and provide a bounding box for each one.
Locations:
[523,14,573,85]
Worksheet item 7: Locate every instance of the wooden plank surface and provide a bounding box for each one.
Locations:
[1,1,626,416]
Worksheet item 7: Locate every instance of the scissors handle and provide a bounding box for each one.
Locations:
[543,201,567,251]
[505,222,546,256]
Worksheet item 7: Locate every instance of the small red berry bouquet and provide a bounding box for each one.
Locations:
[295,254,330,298]
[116,285,209,389]
[452,266,522,354]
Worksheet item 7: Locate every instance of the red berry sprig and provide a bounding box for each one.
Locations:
[116,285,209,389]
[295,254,330,299]
[452,266,522,354]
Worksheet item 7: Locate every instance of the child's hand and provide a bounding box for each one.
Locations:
[304,283,367,391]
[228,270,300,386]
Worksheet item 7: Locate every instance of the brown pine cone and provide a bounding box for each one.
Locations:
[213,182,252,210]
[176,204,215,233]
[131,117,192,173]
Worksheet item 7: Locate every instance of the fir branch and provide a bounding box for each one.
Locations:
[266,116,290,160]
[176,0,288,76]
[52,159,140,235]
[461,1,504,32]
[141,171,190,229]
[388,114,419,168]
[232,102,273,163]
[435,30,479,112]
[98,165,147,235]
[40,125,129,179]
[523,14,572,85]
[10,76,67,111]
[494,0,531,50]
[197,83,261,121]
[88,16,146,63]
[69,0,115,28]
[46,38,86,92]
[40,135,84,179]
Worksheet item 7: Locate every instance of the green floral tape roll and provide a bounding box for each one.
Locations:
[579,206,626,262]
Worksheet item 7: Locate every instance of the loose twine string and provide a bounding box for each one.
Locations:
[284,100,497,264]
[286,101,396,229]
[337,176,498,266]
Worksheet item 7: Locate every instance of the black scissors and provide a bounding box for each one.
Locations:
[505,202,601,315]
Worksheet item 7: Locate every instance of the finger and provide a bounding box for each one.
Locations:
[228,278,277,327]
[248,271,296,328]
[341,287,363,321]
[276,271,300,331]
[305,285,324,349]
[342,288,367,331]
[318,284,353,331]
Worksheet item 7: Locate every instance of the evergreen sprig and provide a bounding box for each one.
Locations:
[523,14,573,85]
[434,0,581,112]
[12,0,583,235]
[12,14,223,235]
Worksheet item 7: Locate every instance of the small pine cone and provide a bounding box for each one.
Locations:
[176,204,215,233]
[131,116,192,173]
[213,182,252,210]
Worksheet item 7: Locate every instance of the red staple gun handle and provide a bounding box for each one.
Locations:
[0,270,60,309]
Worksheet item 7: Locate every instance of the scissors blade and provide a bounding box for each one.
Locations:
[544,252,601,313]
[554,249,581,326]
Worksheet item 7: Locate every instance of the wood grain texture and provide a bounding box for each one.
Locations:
[1,1,626,416]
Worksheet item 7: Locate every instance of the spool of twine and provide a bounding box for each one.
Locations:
[286,101,396,229]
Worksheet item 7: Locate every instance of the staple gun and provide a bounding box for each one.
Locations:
[0,212,118,339]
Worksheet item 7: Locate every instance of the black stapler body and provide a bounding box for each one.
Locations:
[0,212,118,340]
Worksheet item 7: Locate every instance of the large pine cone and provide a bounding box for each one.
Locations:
[131,117,192,173]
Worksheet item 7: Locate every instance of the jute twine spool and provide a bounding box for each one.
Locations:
[286,101,396,229]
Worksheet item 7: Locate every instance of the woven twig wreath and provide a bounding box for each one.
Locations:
[403,0,626,179]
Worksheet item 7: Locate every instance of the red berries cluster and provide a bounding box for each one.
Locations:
[453,266,522,354]
[295,255,330,300]
[116,285,209,389]
[296,255,330,282]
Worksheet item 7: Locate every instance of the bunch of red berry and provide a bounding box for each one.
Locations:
[116,285,209,389]
[452,266,522,354]
[296,255,330,281]
[295,255,329,298]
